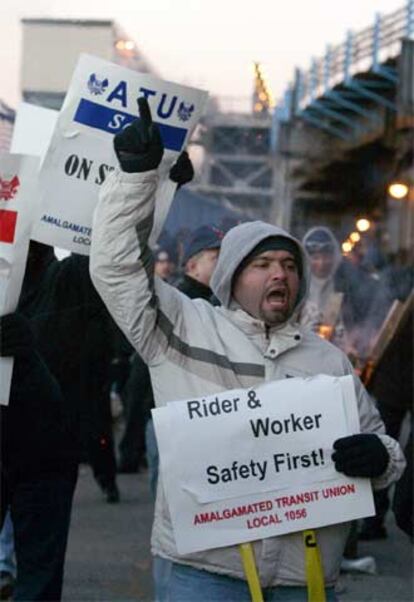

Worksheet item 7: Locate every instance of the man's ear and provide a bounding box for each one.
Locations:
[186,256,198,274]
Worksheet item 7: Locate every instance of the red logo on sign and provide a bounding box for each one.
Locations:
[0,176,20,201]
[0,210,18,243]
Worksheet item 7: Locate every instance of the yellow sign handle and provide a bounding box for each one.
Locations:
[239,543,264,602]
[239,530,325,602]
[303,530,326,602]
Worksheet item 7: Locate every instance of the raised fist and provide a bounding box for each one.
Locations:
[114,97,164,173]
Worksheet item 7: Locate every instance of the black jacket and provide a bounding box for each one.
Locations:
[18,252,116,462]
[176,274,214,302]
[1,350,71,476]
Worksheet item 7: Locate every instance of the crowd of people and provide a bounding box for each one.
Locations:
[0,97,412,601]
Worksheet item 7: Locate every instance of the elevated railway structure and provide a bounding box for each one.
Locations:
[270,1,413,258]
[189,63,275,220]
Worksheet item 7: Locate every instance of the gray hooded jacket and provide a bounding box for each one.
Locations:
[90,169,405,588]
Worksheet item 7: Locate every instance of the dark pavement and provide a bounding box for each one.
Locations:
[63,466,154,602]
[63,466,413,602]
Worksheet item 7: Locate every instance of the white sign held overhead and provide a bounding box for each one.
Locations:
[0,153,40,405]
[10,102,58,163]
[152,375,375,554]
[31,54,208,255]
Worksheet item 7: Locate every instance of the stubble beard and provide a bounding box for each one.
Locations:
[259,305,292,327]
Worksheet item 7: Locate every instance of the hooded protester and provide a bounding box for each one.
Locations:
[300,226,378,355]
[90,98,405,602]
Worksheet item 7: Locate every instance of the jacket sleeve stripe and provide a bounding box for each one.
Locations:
[155,308,265,377]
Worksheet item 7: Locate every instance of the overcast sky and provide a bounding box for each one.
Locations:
[0,0,405,108]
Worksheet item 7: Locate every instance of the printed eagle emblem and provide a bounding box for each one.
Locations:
[0,176,20,201]
[87,73,109,95]
[177,102,195,122]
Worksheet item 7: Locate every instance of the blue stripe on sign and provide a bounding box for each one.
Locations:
[73,98,187,151]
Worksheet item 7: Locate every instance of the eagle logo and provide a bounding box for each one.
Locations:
[0,176,20,201]
[87,73,109,95]
[177,102,194,122]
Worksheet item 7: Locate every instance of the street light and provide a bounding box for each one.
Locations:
[356,218,371,232]
[388,182,409,200]
[349,231,361,243]
[342,241,353,253]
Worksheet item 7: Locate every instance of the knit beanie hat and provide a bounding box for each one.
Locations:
[233,236,303,284]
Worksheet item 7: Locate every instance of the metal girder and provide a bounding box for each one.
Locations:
[343,78,397,111]
[300,110,351,140]
[337,89,367,101]
[324,90,380,124]
[372,64,398,83]
[306,100,360,130]
[351,77,395,90]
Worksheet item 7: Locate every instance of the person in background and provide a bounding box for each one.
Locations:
[301,226,382,572]
[0,312,77,601]
[359,266,413,540]
[153,247,174,282]
[0,512,16,599]
[301,227,378,349]
[176,225,223,301]
[18,242,120,504]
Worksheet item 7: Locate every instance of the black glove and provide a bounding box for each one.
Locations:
[332,434,389,478]
[0,312,35,358]
[169,151,194,188]
[114,97,164,173]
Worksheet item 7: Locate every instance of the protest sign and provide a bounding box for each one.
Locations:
[152,374,375,554]
[0,153,40,405]
[30,54,208,254]
[11,102,58,163]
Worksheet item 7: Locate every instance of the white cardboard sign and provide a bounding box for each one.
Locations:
[10,102,58,164]
[31,54,208,254]
[152,375,375,554]
[0,153,40,405]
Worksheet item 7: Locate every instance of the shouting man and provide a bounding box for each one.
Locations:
[90,99,404,602]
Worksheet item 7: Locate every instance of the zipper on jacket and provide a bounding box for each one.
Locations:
[265,324,270,341]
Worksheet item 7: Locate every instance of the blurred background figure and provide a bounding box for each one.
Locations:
[18,241,120,504]
[359,267,413,541]
[1,312,77,601]
[176,225,223,301]
[300,225,381,573]
[153,247,175,282]
[0,512,16,599]
[300,226,378,357]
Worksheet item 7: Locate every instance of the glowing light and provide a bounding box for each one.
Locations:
[318,325,333,340]
[254,102,263,112]
[342,241,353,253]
[349,231,361,243]
[388,182,409,199]
[116,39,135,52]
[356,218,371,232]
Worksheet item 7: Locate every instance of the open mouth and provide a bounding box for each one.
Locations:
[266,289,288,308]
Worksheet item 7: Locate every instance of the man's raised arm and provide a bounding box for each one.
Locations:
[90,98,180,364]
